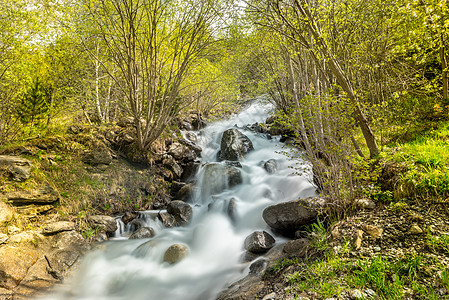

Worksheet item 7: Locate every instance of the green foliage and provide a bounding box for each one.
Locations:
[17,77,51,134]
[285,250,347,299]
[349,255,404,299]
[269,257,299,273]
[306,218,328,252]
[382,121,449,200]
[426,230,449,254]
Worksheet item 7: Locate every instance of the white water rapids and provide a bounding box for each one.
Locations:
[42,100,317,300]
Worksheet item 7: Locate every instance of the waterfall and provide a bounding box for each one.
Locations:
[42,99,316,300]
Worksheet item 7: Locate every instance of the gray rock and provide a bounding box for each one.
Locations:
[167,201,193,226]
[163,155,183,178]
[264,159,277,174]
[224,161,242,168]
[262,198,319,236]
[354,198,376,209]
[249,259,268,274]
[227,198,237,222]
[0,201,14,225]
[244,231,276,254]
[6,185,59,206]
[216,274,264,300]
[220,128,254,161]
[168,142,188,160]
[283,238,310,256]
[181,162,201,182]
[262,292,276,300]
[201,163,242,196]
[88,215,117,234]
[181,121,194,131]
[128,218,146,231]
[129,227,155,239]
[122,211,137,224]
[175,183,195,201]
[185,132,197,143]
[350,289,367,300]
[170,181,186,195]
[41,221,75,234]
[179,138,203,156]
[0,155,31,182]
[158,211,176,228]
[163,244,189,264]
[81,149,112,166]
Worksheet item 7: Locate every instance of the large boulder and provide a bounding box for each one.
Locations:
[88,215,117,234]
[163,244,189,264]
[200,163,242,196]
[219,129,254,161]
[175,183,195,201]
[262,198,320,236]
[0,246,39,289]
[6,185,59,206]
[128,218,146,231]
[181,162,201,182]
[14,230,89,297]
[244,231,276,254]
[216,274,265,300]
[0,155,31,182]
[167,201,193,226]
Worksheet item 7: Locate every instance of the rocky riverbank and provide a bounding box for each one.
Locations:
[0,111,212,299]
[2,107,447,300]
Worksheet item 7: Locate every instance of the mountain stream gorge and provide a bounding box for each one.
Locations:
[42,100,317,300]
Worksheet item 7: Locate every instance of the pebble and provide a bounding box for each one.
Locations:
[354,230,363,249]
[363,224,383,239]
[364,288,376,298]
[409,224,423,235]
[262,292,276,300]
[349,289,366,299]
[373,246,381,252]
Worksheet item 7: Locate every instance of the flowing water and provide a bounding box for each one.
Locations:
[43,99,316,300]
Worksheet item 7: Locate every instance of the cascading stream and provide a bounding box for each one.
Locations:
[42,99,316,300]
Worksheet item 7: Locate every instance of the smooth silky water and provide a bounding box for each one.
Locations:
[42,99,317,300]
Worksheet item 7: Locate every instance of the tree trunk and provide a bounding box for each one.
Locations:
[441,43,448,100]
[285,43,314,156]
[294,0,380,158]
[95,43,104,122]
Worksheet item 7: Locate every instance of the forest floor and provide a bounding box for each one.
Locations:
[258,199,449,300]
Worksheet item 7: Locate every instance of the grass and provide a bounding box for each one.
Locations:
[282,248,448,300]
[378,120,449,200]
